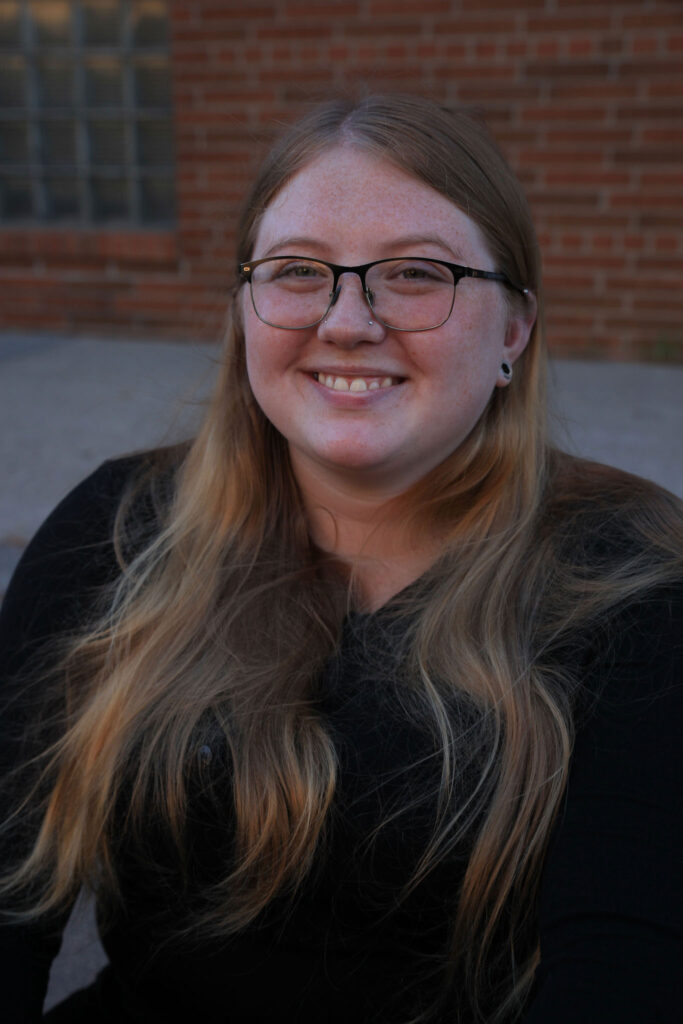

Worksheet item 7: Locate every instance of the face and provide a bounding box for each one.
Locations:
[243,146,535,498]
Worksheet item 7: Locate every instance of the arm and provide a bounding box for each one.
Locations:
[0,458,142,1022]
[523,584,683,1022]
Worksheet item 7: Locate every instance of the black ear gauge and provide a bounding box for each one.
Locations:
[500,361,513,381]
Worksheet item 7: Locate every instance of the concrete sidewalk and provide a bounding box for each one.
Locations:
[0,330,682,1008]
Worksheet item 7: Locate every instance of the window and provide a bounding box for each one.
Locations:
[0,0,175,225]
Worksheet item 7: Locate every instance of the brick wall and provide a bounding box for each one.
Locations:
[1,0,682,360]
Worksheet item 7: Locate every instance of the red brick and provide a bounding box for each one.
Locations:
[535,39,561,58]
[523,60,611,78]
[599,35,625,55]
[342,20,422,36]
[621,12,683,30]
[433,64,515,80]
[654,235,680,252]
[545,128,632,143]
[568,37,595,57]
[285,0,360,14]
[648,80,683,97]
[433,15,518,34]
[613,147,683,164]
[256,23,333,39]
[631,35,660,55]
[369,0,451,11]
[642,129,683,144]
[521,105,608,123]
[199,4,277,19]
[619,58,683,77]
[545,170,631,186]
[526,14,611,32]
[461,0,543,8]
[640,171,683,187]
[549,82,638,100]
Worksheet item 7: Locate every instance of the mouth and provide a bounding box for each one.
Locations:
[311,372,404,393]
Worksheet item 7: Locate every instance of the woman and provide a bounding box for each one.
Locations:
[1,94,681,1023]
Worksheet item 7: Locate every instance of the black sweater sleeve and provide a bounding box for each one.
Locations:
[523,584,683,1023]
[0,458,139,1023]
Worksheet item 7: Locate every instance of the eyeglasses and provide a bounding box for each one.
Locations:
[238,256,529,332]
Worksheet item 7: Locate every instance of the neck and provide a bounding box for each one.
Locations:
[291,453,442,611]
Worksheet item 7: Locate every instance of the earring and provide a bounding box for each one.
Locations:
[500,360,513,381]
[368,320,374,326]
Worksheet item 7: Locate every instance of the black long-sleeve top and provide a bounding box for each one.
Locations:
[1,457,682,1023]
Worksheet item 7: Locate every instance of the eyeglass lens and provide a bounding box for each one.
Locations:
[249,257,456,331]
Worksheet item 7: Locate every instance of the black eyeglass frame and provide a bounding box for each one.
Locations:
[238,255,530,332]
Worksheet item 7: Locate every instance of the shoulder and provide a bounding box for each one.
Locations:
[544,452,683,550]
[539,453,683,620]
[0,447,183,677]
[5,450,157,595]
[532,452,682,705]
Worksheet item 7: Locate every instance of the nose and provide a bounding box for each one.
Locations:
[317,272,384,346]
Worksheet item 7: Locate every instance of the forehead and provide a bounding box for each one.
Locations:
[252,144,492,263]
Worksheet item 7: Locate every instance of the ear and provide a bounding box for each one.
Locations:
[496,291,538,388]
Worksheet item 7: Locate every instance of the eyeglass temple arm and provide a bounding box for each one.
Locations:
[465,267,529,296]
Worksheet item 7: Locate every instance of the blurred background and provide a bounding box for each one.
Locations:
[1,0,682,358]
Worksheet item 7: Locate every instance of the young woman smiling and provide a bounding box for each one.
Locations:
[1,94,681,1024]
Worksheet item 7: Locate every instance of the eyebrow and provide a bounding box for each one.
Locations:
[382,234,467,262]
[259,234,467,262]
[260,237,327,259]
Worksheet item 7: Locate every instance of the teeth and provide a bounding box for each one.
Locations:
[315,373,398,392]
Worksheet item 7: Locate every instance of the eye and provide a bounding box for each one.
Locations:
[373,259,453,292]
[394,260,450,280]
[399,265,430,280]
[275,260,326,279]
[282,262,319,277]
[266,260,331,289]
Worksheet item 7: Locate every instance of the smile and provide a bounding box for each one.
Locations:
[311,373,402,392]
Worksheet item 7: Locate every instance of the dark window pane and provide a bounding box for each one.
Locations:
[41,118,76,163]
[140,175,173,221]
[0,1,21,46]
[0,175,33,218]
[37,57,74,107]
[45,175,80,218]
[82,0,121,47]
[0,120,29,162]
[132,0,167,46]
[88,118,125,163]
[134,57,170,108]
[0,57,26,106]
[136,118,172,166]
[29,1,72,47]
[91,175,128,219]
[84,57,123,106]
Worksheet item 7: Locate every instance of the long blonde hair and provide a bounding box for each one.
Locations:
[3,94,682,1022]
